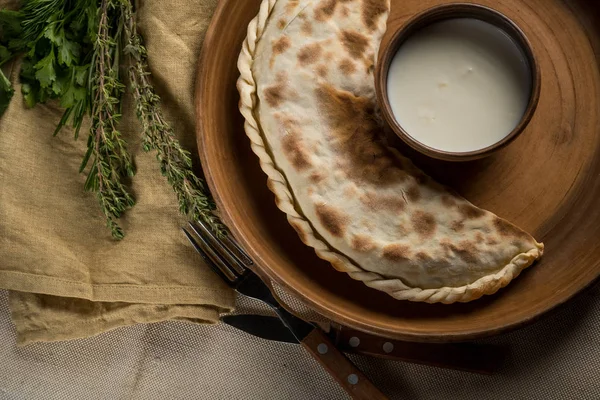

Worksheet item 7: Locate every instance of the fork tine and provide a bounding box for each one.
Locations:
[192,219,253,267]
[221,233,254,266]
[189,220,250,275]
[182,228,238,284]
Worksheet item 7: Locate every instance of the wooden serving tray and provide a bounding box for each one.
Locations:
[195,0,600,342]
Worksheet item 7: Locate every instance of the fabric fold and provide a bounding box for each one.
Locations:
[0,0,232,345]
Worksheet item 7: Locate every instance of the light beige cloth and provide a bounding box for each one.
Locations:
[0,0,234,345]
[2,282,600,399]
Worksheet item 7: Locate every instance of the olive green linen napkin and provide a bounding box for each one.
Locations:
[0,0,234,345]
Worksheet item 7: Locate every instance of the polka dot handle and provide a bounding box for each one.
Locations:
[301,328,388,400]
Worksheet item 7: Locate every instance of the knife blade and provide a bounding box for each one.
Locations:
[222,314,503,375]
[223,314,298,343]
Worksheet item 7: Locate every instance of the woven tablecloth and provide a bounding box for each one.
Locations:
[1,0,599,397]
[1,282,599,399]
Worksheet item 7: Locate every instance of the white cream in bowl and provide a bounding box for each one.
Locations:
[387,18,532,153]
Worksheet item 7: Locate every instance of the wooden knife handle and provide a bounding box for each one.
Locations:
[301,328,388,400]
[333,327,503,375]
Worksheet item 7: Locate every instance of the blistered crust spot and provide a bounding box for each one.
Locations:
[275,114,313,171]
[406,185,421,202]
[361,0,388,31]
[351,235,377,252]
[264,85,285,107]
[310,171,325,183]
[451,221,464,232]
[339,59,357,75]
[382,243,411,262]
[315,0,353,21]
[282,134,312,171]
[360,191,406,212]
[270,37,291,69]
[442,240,478,265]
[494,217,529,240]
[316,203,349,237]
[297,43,323,66]
[264,73,296,108]
[416,251,433,263]
[340,30,370,59]
[316,65,329,78]
[286,0,300,15]
[440,195,457,207]
[301,20,313,35]
[411,211,436,238]
[459,204,486,219]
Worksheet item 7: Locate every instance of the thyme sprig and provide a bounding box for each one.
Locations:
[122,1,225,237]
[81,0,135,239]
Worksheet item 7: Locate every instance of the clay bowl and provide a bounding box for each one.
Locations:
[376,3,541,162]
[196,0,600,342]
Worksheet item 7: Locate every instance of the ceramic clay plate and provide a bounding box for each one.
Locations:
[196,0,600,342]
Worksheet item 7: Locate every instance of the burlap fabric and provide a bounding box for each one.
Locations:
[1,283,599,399]
[0,0,234,345]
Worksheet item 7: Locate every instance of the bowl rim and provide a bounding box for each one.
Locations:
[375,2,542,162]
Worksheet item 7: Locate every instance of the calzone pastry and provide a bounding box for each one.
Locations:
[237,0,544,303]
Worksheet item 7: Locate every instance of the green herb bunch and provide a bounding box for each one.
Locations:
[0,0,224,240]
[0,8,22,113]
[15,0,97,135]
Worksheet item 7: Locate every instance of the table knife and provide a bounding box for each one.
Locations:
[223,314,502,375]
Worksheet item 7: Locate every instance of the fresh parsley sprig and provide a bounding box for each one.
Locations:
[16,0,97,138]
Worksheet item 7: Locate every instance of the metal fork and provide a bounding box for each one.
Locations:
[183,220,388,400]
